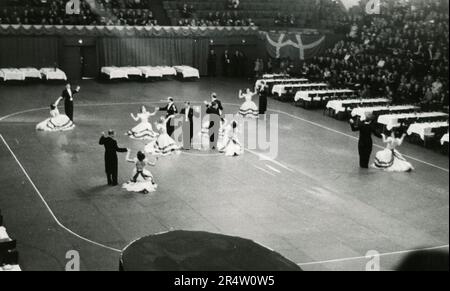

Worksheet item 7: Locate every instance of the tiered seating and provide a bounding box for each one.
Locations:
[0,67,67,82]
[0,210,20,271]
[162,0,346,28]
[0,0,156,26]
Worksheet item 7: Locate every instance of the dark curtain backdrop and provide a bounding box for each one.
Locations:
[99,37,210,75]
[0,36,59,67]
[193,38,210,76]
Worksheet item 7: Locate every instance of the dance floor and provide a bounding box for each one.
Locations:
[0,78,448,271]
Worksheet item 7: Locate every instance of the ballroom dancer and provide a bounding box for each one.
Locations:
[36,98,75,132]
[55,83,80,122]
[372,130,414,172]
[126,106,158,140]
[219,120,242,157]
[258,86,268,115]
[99,130,128,186]
[238,88,259,118]
[205,101,222,150]
[158,97,178,137]
[145,117,181,156]
[349,113,382,169]
[204,93,224,116]
[180,101,194,149]
[122,150,157,194]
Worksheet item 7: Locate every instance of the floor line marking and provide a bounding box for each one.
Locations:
[266,164,281,173]
[0,102,448,173]
[297,244,449,267]
[254,165,276,177]
[0,134,122,254]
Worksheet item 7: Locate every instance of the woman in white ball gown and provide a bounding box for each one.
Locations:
[36,98,75,131]
[372,130,414,172]
[144,117,181,156]
[122,150,157,194]
[238,88,259,118]
[126,106,158,140]
[219,120,243,156]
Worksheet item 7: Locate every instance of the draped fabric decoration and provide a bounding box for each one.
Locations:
[0,24,259,37]
[0,36,59,67]
[99,37,198,70]
[264,32,328,60]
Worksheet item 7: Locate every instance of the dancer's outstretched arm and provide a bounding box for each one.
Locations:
[149,108,158,116]
[54,97,62,107]
[55,96,64,105]
[398,133,407,146]
[238,90,244,99]
[125,149,134,163]
[130,113,139,121]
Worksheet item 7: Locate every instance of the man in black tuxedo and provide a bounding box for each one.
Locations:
[57,83,80,122]
[158,97,178,137]
[99,130,128,186]
[207,49,217,77]
[180,101,194,150]
[349,114,382,169]
[209,93,224,115]
[205,101,221,150]
[222,50,232,77]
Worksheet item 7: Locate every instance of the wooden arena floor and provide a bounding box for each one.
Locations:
[0,78,448,271]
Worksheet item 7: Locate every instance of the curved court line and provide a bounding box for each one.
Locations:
[0,134,122,254]
[0,101,447,172]
[0,102,448,263]
[297,244,449,267]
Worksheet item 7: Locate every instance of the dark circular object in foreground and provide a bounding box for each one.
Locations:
[120,230,302,271]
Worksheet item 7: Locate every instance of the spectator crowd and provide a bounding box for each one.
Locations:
[298,0,449,111]
[0,0,157,26]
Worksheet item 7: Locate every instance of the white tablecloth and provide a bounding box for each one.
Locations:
[19,67,42,79]
[351,105,420,120]
[296,89,355,102]
[0,68,26,81]
[121,66,142,76]
[0,265,21,271]
[326,98,388,113]
[0,226,10,240]
[378,112,449,130]
[262,74,289,79]
[173,66,200,78]
[138,66,164,78]
[101,67,129,79]
[272,83,328,97]
[441,133,449,145]
[255,78,308,90]
[407,122,449,140]
[156,66,177,76]
[40,68,67,80]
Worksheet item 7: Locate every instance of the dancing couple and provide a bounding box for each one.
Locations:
[36,83,80,131]
[350,113,414,172]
